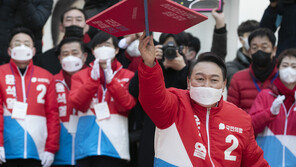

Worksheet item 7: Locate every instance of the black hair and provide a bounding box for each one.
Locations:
[277,48,296,68]
[60,7,87,23]
[56,37,85,55]
[8,27,35,45]
[188,52,227,81]
[91,31,118,49]
[187,32,201,54]
[237,20,260,37]
[159,32,189,47]
[248,28,276,47]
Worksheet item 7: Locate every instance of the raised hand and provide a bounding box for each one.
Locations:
[139,31,156,67]
[212,8,225,29]
[104,59,114,84]
[91,59,100,80]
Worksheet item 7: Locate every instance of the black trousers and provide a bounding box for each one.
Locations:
[1,159,41,167]
[76,156,128,167]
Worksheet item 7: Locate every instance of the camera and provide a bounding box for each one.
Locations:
[162,41,184,60]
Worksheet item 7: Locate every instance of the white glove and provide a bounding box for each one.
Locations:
[91,59,100,80]
[270,95,285,115]
[104,59,115,84]
[0,147,6,164]
[41,151,54,167]
[118,38,128,49]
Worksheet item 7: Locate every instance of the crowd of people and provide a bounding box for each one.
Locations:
[0,0,295,167]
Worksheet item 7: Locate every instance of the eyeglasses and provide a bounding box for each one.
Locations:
[11,41,32,48]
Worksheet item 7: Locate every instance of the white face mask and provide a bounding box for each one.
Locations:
[10,45,33,61]
[94,46,116,61]
[61,55,83,73]
[189,85,223,106]
[279,67,296,84]
[242,37,249,51]
[126,40,141,57]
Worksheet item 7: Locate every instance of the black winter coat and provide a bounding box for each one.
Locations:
[0,0,53,64]
[260,4,296,56]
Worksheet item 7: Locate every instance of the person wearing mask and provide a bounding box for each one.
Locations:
[52,37,87,167]
[130,10,227,167]
[0,27,60,167]
[249,48,296,166]
[69,31,136,167]
[137,32,269,166]
[228,28,278,113]
[226,20,260,87]
[0,0,53,65]
[39,7,94,75]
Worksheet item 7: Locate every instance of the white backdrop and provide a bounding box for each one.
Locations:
[42,0,270,62]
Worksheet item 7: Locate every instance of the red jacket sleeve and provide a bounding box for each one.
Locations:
[44,75,60,153]
[138,61,179,129]
[227,74,240,107]
[69,69,100,112]
[107,78,136,111]
[0,92,3,147]
[241,116,270,167]
[249,90,277,135]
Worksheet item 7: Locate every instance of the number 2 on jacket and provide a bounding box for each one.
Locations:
[224,135,238,161]
[37,84,46,104]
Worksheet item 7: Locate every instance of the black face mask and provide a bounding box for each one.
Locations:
[251,50,272,68]
[64,25,84,39]
[252,56,276,83]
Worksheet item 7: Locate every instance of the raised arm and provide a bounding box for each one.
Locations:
[138,33,179,129]
[260,3,279,32]
[211,9,227,60]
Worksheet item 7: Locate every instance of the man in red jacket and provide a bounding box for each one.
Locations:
[228,28,278,113]
[0,27,60,167]
[52,37,87,166]
[138,33,269,166]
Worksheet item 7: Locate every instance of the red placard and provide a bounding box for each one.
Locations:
[86,0,208,37]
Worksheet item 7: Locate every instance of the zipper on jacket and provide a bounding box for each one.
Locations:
[71,134,75,165]
[282,116,288,167]
[97,126,102,155]
[18,68,28,159]
[281,103,293,167]
[206,108,215,167]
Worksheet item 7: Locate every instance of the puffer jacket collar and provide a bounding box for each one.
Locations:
[9,59,34,77]
[236,48,251,68]
[191,96,224,117]
[249,64,278,83]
